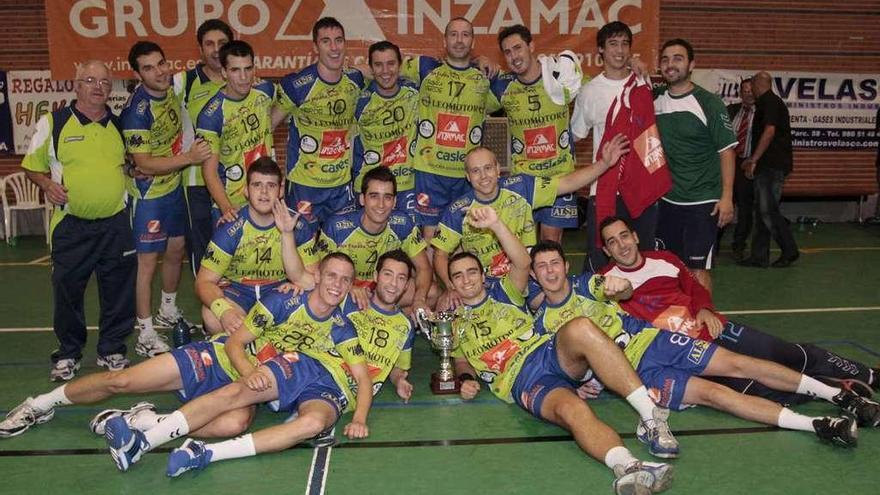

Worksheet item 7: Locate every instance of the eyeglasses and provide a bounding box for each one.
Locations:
[77,77,112,89]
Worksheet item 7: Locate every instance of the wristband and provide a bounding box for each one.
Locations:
[210,298,233,319]
[457,373,476,383]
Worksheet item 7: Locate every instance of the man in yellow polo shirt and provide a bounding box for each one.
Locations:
[22,60,136,381]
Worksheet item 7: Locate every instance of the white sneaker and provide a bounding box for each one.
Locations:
[613,461,674,495]
[96,354,130,371]
[0,398,55,438]
[135,333,171,358]
[89,401,157,436]
[636,407,680,458]
[49,358,81,382]
[155,306,193,329]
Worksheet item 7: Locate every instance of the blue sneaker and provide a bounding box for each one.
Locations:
[636,407,679,459]
[613,461,674,494]
[105,416,148,471]
[167,439,212,477]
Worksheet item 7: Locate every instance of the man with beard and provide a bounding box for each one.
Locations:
[653,39,737,293]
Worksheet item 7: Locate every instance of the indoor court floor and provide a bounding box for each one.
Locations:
[1,222,878,494]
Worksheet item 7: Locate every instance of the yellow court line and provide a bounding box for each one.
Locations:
[721,306,880,315]
[27,255,50,264]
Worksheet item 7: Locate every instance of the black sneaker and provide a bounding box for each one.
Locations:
[833,391,880,427]
[813,416,857,447]
[817,376,873,399]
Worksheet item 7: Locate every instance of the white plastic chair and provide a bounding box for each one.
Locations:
[2,171,51,244]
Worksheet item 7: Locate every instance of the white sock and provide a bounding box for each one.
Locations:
[160,291,177,312]
[796,375,839,402]
[604,445,638,470]
[625,386,656,422]
[31,385,72,411]
[129,410,166,431]
[138,317,157,338]
[777,407,817,432]
[143,410,189,450]
[205,434,256,463]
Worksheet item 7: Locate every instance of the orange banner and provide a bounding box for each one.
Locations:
[46,0,658,80]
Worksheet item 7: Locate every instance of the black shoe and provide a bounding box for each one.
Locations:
[813,416,858,447]
[771,252,800,268]
[816,376,873,399]
[737,258,768,268]
[833,391,880,427]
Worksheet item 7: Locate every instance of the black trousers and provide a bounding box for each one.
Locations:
[50,211,136,361]
[731,157,755,251]
[583,196,659,273]
[707,320,873,405]
[184,185,213,275]
[750,167,798,262]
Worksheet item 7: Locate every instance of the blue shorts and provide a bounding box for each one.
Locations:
[397,189,417,222]
[511,336,578,419]
[221,280,284,313]
[287,182,355,225]
[264,352,348,418]
[656,201,718,270]
[131,186,186,253]
[636,331,719,410]
[534,193,578,229]
[170,338,234,402]
[414,171,470,227]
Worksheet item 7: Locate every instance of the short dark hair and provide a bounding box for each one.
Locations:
[444,16,473,36]
[448,252,483,280]
[197,19,233,45]
[128,41,164,73]
[313,17,345,43]
[597,21,632,49]
[529,240,566,267]
[377,249,416,280]
[661,38,695,62]
[498,24,531,49]
[368,41,402,65]
[361,166,397,196]
[246,157,282,183]
[598,216,634,243]
[320,251,355,272]
[219,40,254,68]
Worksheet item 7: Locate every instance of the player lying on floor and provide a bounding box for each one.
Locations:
[529,240,880,450]
[104,250,417,477]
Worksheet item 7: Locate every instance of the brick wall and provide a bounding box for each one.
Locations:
[2,0,878,195]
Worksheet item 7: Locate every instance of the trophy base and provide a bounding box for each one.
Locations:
[430,372,460,395]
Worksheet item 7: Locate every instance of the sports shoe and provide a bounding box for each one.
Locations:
[0,398,55,438]
[105,416,148,471]
[833,390,880,427]
[166,438,212,477]
[817,376,873,398]
[50,358,81,382]
[613,461,674,495]
[96,354,130,371]
[813,416,858,447]
[135,333,171,358]
[155,306,195,329]
[636,407,679,458]
[89,401,156,436]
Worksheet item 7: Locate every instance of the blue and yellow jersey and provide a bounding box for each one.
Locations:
[489,74,575,178]
[174,64,226,187]
[277,65,365,189]
[431,174,558,277]
[452,276,549,402]
[240,290,365,409]
[401,56,498,178]
[120,85,184,199]
[343,298,415,395]
[195,80,277,208]
[533,273,659,368]
[309,208,426,286]
[201,206,317,285]
[352,79,420,192]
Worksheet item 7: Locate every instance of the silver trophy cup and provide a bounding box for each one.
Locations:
[416,309,463,394]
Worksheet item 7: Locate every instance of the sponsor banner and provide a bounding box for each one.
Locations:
[692,69,880,151]
[46,1,659,79]
[0,70,12,153]
[7,71,129,154]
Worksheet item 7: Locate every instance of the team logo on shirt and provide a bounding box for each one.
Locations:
[146,220,161,234]
[523,126,557,159]
[242,144,269,172]
[478,339,520,373]
[382,136,408,166]
[634,124,667,173]
[416,193,430,207]
[300,135,318,153]
[128,134,145,147]
[319,129,348,158]
[436,113,469,148]
[488,252,511,278]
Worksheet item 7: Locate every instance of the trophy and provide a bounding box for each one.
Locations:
[416,309,464,395]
